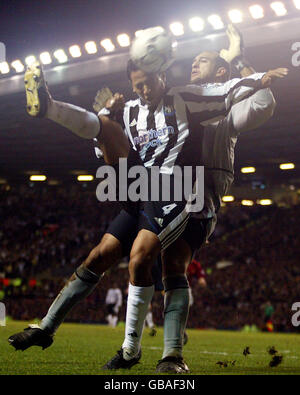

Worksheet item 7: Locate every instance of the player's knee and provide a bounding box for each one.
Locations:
[83,235,121,273]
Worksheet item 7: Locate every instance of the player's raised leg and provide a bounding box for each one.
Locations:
[24,61,129,165]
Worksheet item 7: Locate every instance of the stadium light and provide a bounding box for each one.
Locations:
[189,17,205,32]
[77,175,94,182]
[30,175,47,182]
[222,195,235,202]
[257,199,273,206]
[117,34,131,47]
[169,22,184,36]
[69,45,82,58]
[241,166,256,174]
[228,9,243,24]
[207,14,225,30]
[270,2,287,16]
[0,61,10,74]
[100,39,115,52]
[11,60,24,73]
[25,55,37,66]
[241,200,254,206]
[279,163,295,170]
[85,41,98,54]
[40,52,52,65]
[294,0,300,9]
[53,49,68,63]
[249,4,264,19]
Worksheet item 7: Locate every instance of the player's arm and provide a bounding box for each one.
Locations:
[93,89,130,164]
[227,68,289,136]
[171,72,267,126]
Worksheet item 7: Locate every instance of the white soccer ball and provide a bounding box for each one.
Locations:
[130,27,175,73]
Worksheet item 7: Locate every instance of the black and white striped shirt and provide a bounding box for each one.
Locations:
[119,73,265,174]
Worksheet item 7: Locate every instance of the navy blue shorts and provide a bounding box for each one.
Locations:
[106,209,212,291]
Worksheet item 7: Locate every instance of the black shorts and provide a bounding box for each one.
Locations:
[106,209,138,257]
[106,209,164,291]
[151,217,213,291]
[137,170,195,250]
[139,199,190,251]
[106,303,117,315]
[181,217,213,253]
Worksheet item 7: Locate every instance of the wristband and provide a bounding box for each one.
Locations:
[232,55,251,72]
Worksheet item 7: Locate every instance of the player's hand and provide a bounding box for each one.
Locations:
[219,24,243,64]
[261,68,289,87]
[105,93,125,112]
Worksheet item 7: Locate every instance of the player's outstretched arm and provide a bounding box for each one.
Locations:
[226,68,288,135]
[261,68,289,87]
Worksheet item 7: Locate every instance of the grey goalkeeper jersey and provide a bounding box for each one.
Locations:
[198,88,276,224]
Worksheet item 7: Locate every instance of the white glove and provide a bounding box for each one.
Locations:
[219,24,244,64]
[93,87,113,113]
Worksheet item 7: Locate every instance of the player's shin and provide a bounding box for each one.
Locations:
[40,264,101,334]
[46,100,101,139]
[122,283,155,359]
[162,275,190,359]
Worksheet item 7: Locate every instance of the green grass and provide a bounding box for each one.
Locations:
[0,321,299,375]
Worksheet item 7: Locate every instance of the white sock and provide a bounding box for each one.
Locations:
[112,316,118,327]
[106,314,112,326]
[145,311,154,329]
[122,283,154,360]
[47,100,100,139]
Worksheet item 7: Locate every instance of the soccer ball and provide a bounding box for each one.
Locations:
[130,27,175,73]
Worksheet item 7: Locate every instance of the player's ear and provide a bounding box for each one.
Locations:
[216,66,227,78]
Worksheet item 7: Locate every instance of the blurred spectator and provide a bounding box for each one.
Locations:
[1,184,300,332]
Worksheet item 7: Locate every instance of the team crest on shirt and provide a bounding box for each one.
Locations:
[163,104,175,117]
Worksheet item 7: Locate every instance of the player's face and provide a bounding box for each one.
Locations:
[130,70,165,106]
[190,52,218,84]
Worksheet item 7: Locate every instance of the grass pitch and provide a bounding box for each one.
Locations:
[0,321,299,375]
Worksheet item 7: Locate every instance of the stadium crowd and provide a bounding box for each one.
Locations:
[1,184,300,332]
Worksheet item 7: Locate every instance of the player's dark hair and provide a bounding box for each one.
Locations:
[215,55,231,82]
[127,59,140,81]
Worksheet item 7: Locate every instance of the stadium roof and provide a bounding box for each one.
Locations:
[0,10,300,196]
